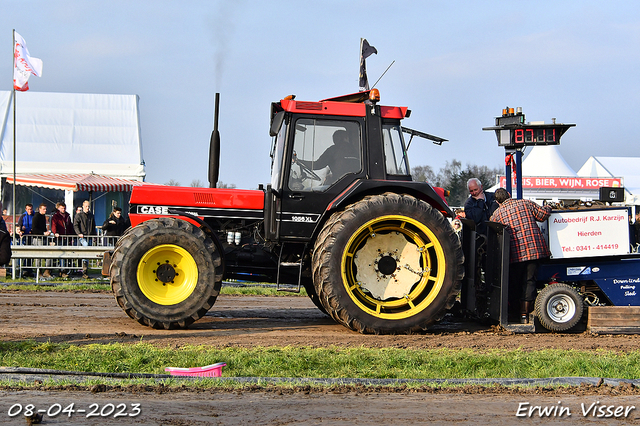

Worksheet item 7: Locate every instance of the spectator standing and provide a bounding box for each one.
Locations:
[464,178,498,235]
[0,202,7,234]
[0,197,10,264]
[73,200,96,278]
[31,203,52,277]
[51,202,74,278]
[102,207,128,237]
[634,212,640,246]
[51,202,74,237]
[464,179,498,319]
[31,204,51,236]
[17,203,35,242]
[73,200,96,243]
[0,225,10,265]
[490,188,552,323]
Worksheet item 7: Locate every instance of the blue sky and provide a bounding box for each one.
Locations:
[1,1,639,189]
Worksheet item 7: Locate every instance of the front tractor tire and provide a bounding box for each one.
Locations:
[110,217,222,329]
[312,193,464,334]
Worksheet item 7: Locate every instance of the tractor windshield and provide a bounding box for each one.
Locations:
[289,118,361,191]
[382,123,410,176]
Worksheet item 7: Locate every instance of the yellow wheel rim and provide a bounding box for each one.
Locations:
[341,215,446,320]
[137,244,199,305]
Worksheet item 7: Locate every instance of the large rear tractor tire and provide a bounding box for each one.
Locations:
[110,217,223,329]
[312,193,464,334]
[535,283,584,332]
[303,280,329,316]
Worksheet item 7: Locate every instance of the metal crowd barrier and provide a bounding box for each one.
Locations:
[10,235,119,282]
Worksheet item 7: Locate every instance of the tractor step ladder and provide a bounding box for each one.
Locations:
[276,242,307,293]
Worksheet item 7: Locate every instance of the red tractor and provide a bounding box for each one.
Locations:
[109,90,464,334]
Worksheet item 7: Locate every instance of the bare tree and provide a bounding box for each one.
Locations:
[411,165,437,184]
[217,181,236,189]
[410,160,500,207]
[164,179,181,186]
[190,179,205,187]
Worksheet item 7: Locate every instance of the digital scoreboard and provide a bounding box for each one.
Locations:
[483,107,575,148]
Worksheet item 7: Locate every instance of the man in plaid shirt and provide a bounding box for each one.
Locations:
[490,188,552,323]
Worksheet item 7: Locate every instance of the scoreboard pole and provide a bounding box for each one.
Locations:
[516,149,523,199]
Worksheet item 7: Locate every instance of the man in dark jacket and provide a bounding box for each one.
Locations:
[0,202,7,234]
[51,202,75,278]
[102,207,128,237]
[0,227,11,265]
[31,203,52,277]
[464,178,498,235]
[73,200,95,278]
[73,200,95,240]
[31,204,51,237]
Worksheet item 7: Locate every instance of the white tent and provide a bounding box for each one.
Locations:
[577,157,640,205]
[521,146,577,178]
[0,91,145,179]
[490,146,586,199]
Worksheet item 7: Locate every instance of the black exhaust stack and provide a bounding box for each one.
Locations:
[208,93,221,188]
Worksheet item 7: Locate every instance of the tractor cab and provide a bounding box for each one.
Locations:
[266,90,417,241]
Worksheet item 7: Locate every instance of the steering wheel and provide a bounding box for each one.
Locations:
[293,154,322,181]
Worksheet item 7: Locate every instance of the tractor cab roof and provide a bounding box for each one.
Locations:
[275,89,410,120]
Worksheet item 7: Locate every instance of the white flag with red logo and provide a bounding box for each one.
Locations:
[13,32,43,92]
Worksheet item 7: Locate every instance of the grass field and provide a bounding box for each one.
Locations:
[2,341,639,383]
[0,281,307,296]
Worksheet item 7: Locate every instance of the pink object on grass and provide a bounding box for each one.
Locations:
[165,362,226,377]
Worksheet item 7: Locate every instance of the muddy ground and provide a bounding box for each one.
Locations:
[2,290,640,425]
[2,290,640,351]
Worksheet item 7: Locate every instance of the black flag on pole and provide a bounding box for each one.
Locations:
[359,39,377,92]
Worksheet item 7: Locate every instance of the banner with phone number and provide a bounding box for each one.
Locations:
[547,208,630,259]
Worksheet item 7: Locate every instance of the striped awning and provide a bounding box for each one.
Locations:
[6,173,147,192]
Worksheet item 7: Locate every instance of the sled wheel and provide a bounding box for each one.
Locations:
[110,217,222,329]
[312,193,464,334]
[535,283,584,332]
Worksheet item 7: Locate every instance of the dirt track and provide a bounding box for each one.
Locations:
[3,290,640,425]
[2,388,640,425]
[2,290,640,351]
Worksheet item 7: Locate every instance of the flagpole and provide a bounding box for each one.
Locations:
[11,29,16,245]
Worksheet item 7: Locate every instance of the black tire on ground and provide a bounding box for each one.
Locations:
[535,283,584,332]
[114,225,136,248]
[110,217,222,329]
[312,192,464,334]
[302,278,329,316]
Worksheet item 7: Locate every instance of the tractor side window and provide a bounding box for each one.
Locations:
[289,118,361,192]
[382,123,410,176]
[270,116,288,192]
